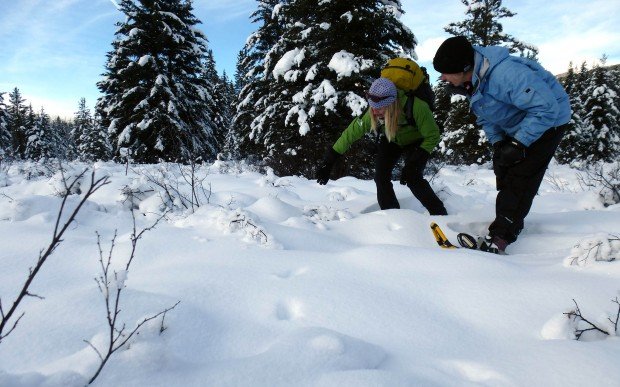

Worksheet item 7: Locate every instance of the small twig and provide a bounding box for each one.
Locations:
[564,299,611,340]
[609,297,620,333]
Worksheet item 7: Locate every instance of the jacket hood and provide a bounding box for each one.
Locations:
[471,45,510,96]
[473,45,510,70]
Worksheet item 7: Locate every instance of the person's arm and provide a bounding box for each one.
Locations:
[476,116,504,145]
[493,62,560,146]
[332,110,372,154]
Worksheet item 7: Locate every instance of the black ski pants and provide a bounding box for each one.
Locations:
[489,124,567,243]
[374,137,447,215]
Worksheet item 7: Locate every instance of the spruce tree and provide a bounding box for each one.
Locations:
[242,0,416,177]
[52,117,76,160]
[73,98,90,153]
[75,98,111,161]
[201,49,229,153]
[7,88,28,158]
[24,107,57,161]
[97,0,216,163]
[441,94,489,164]
[217,71,236,159]
[580,56,620,162]
[230,0,288,164]
[0,92,10,158]
[556,62,586,163]
[445,0,538,58]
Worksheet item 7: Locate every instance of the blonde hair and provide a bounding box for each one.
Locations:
[369,98,401,142]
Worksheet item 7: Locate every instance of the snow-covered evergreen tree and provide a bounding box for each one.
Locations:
[24,107,57,161]
[217,71,237,158]
[433,81,451,135]
[441,0,536,165]
[240,0,416,177]
[0,92,10,159]
[201,49,230,153]
[230,0,287,164]
[580,56,620,162]
[445,0,538,58]
[75,98,111,161]
[7,88,28,158]
[557,62,586,164]
[97,0,216,163]
[52,117,76,160]
[440,94,489,164]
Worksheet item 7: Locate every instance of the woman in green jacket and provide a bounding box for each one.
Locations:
[316,77,447,215]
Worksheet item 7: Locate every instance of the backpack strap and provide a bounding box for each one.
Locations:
[404,91,416,127]
[384,65,416,75]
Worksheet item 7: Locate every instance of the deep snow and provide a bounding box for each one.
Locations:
[0,160,618,386]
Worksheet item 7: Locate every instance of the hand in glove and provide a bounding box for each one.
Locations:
[316,147,340,185]
[497,139,526,166]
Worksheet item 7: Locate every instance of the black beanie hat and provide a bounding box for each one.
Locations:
[433,36,475,74]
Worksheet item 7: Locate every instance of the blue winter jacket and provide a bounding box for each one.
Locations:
[469,46,571,147]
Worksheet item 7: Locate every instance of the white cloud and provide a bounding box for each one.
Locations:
[539,30,620,75]
[21,93,78,120]
[415,37,448,63]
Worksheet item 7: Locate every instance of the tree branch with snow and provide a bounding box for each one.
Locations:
[564,298,620,340]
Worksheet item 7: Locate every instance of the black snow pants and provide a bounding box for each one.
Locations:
[489,124,567,243]
[374,136,447,215]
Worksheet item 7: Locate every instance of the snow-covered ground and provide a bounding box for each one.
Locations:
[0,160,618,386]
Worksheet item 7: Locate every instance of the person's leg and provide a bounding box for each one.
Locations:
[489,126,566,243]
[402,149,448,215]
[374,137,402,210]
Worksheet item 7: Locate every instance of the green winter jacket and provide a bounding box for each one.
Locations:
[332,89,440,155]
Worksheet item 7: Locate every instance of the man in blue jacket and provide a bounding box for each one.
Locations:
[433,36,571,254]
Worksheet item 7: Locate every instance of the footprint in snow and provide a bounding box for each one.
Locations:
[275,299,304,321]
[272,266,308,279]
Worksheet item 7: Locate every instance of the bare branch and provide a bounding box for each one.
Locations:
[86,207,177,385]
[0,169,110,344]
[564,299,611,340]
[609,297,620,334]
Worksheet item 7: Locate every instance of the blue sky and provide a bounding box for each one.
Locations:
[1,0,619,119]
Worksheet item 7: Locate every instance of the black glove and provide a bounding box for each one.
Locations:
[497,139,526,166]
[400,147,429,185]
[316,147,340,185]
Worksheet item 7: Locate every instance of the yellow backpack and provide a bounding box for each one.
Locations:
[380,58,436,128]
[380,58,425,92]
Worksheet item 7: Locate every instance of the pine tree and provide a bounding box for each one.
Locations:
[441,94,489,164]
[0,92,10,158]
[75,98,111,161]
[441,0,537,165]
[445,0,538,58]
[50,117,75,160]
[201,49,229,153]
[241,0,416,177]
[7,88,28,158]
[230,0,288,163]
[556,62,586,163]
[580,56,620,162]
[73,98,90,153]
[218,71,237,159]
[24,107,57,161]
[97,0,216,163]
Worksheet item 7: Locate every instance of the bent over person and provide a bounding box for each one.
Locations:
[433,36,571,254]
[316,76,447,216]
